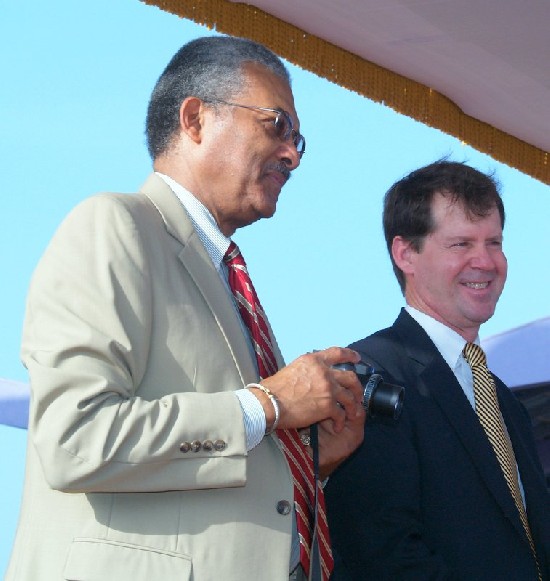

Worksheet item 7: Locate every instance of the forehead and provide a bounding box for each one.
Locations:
[431,192,501,232]
[236,62,298,120]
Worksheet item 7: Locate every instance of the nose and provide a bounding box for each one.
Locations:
[279,140,301,171]
[470,244,498,269]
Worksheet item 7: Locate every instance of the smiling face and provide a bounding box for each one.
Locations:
[394,193,507,341]
[191,62,301,236]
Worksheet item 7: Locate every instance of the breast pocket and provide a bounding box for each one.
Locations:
[64,538,192,581]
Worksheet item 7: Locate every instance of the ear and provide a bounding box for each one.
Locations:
[391,236,416,276]
[178,97,204,144]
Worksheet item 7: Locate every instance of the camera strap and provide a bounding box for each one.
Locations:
[308,423,323,581]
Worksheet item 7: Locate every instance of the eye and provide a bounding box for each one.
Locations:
[270,110,306,157]
[272,112,290,140]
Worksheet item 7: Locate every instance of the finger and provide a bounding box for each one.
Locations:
[349,405,367,427]
[332,368,364,405]
[315,346,361,366]
[335,384,361,419]
[317,417,338,436]
[330,401,347,432]
[342,399,364,421]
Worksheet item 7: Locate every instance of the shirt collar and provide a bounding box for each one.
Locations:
[156,172,231,268]
[405,305,480,371]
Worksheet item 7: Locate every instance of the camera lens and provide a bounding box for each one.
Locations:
[332,361,405,421]
[362,374,404,420]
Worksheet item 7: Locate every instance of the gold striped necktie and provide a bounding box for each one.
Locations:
[463,342,541,580]
[224,241,333,580]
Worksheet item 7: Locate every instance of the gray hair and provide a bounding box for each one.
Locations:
[145,35,291,159]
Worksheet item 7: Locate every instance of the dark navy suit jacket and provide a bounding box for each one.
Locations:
[326,309,550,580]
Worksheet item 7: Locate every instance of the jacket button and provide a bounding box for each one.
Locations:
[276,500,292,515]
[213,439,226,451]
[190,440,202,452]
[179,442,191,453]
[202,440,214,451]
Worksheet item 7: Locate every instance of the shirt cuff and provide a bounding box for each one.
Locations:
[235,388,267,451]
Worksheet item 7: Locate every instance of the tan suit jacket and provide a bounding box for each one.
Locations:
[7,174,294,580]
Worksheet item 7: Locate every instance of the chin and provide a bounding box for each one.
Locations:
[258,200,278,219]
[469,308,496,326]
[239,207,275,229]
[264,205,277,219]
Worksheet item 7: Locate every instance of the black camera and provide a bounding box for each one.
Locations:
[334,361,404,421]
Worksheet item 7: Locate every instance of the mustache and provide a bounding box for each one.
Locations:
[265,162,291,183]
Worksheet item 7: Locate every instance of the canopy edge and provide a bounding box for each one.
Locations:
[140,0,549,185]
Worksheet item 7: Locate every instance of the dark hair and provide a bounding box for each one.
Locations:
[383,160,505,293]
[145,35,291,159]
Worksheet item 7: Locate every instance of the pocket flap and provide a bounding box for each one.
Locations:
[64,538,192,581]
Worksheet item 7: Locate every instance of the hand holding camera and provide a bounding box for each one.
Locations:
[259,346,365,432]
[332,361,404,421]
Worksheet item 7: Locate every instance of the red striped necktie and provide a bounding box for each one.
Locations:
[224,241,333,580]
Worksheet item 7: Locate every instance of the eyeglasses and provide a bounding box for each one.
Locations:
[205,99,306,158]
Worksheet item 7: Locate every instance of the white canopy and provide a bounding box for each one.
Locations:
[141,0,550,184]
[0,378,29,429]
[483,317,550,388]
[234,0,550,155]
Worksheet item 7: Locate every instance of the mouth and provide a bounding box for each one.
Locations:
[268,170,287,188]
[264,162,291,189]
[463,282,490,290]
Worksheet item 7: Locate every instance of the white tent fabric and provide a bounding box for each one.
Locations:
[0,378,29,429]
[229,0,550,156]
[482,317,550,388]
[142,0,550,183]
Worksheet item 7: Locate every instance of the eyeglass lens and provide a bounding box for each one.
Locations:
[274,111,305,155]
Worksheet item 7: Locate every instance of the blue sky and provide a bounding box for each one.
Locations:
[1,0,549,573]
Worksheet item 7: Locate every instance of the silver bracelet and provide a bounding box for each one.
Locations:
[246,383,280,435]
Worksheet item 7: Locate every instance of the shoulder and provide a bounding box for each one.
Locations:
[349,310,420,353]
[350,325,398,352]
[34,191,167,285]
[52,191,166,250]
[349,320,405,372]
[348,311,439,391]
[68,191,159,224]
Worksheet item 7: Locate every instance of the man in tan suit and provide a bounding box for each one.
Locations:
[6,36,365,580]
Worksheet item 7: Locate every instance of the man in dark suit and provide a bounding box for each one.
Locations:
[325,161,550,580]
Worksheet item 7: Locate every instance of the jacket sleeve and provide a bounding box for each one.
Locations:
[22,194,249,493]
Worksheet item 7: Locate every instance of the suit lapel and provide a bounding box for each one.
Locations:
[395,311,528,542]
[496,382,547,529]
[138,173,260,385]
